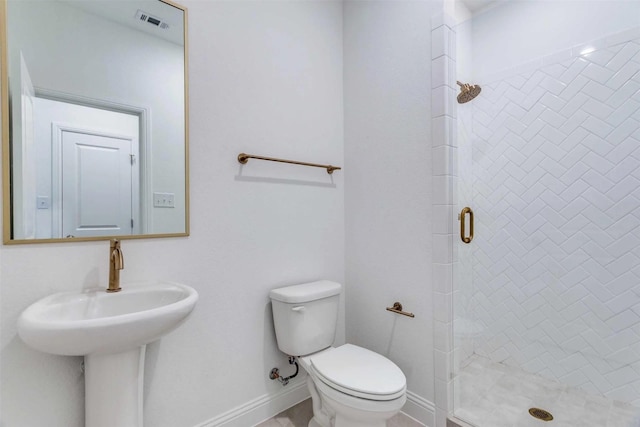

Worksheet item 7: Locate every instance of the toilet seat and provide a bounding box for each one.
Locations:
[304,344,406,401]
[313,373,407,414]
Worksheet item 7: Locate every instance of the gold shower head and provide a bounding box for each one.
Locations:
[456,81,481,104]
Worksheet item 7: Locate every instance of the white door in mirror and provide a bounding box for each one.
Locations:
[33,97,141,238]
[61,130,137,237]
[11,53,37,239]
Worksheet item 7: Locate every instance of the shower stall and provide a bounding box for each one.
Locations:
[443,1,640,426]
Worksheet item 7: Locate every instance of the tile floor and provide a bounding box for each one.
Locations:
[453,355,640,427]
[255,398,424,427]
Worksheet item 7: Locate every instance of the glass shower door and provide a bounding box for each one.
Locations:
[451,1,640,425]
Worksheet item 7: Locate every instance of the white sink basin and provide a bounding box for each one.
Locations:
[17,280,198,427]
[18,281,198,356]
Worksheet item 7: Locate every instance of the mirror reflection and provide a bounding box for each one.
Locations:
[4,0,188,242]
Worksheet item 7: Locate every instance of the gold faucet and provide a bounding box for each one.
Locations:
[107,239,124,293]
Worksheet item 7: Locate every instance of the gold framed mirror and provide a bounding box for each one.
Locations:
[1,0,189,244]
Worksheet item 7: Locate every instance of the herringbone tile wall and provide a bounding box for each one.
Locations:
[457,30,640,406]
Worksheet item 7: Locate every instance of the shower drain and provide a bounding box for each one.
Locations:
[529,407,554,421]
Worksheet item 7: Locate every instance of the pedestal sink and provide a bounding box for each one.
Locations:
[17,281,198,427]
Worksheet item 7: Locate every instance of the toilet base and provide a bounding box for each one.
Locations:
[307,374,405,427]
[324,395,400,427]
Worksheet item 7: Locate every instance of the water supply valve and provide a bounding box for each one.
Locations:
[269,356,299,386]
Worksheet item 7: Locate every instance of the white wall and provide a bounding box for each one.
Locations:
[8,0,185,234]
[470,0,640,81]
[344,1,440,423]
[0,1,344,426]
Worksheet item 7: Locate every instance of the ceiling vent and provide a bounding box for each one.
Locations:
[134,10,169,30]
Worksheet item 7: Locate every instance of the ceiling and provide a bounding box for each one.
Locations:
[59,0,185,46]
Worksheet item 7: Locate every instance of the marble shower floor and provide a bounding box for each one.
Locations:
[454,355,640,427]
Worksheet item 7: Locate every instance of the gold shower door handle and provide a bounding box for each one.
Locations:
[459,207,474,244]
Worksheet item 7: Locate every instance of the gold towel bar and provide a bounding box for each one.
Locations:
[386,302,415,318]
[237,153,342,175]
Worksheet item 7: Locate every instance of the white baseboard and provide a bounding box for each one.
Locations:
[402,390,436,427]
[194,380,310,427]
[194,385,433,427]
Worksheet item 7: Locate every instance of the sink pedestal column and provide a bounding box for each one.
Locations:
[85,345,146,427]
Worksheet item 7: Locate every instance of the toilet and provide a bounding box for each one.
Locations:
[270,280,407,427]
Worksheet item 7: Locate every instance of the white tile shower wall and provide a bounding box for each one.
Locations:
[431,11,457,425]
[466,31,640,406]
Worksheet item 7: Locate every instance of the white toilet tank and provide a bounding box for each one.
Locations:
[270,281,341,356]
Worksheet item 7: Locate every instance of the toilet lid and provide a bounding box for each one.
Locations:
[310,344,406,399]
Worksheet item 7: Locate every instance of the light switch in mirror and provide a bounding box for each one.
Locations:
[1,0,189,243]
